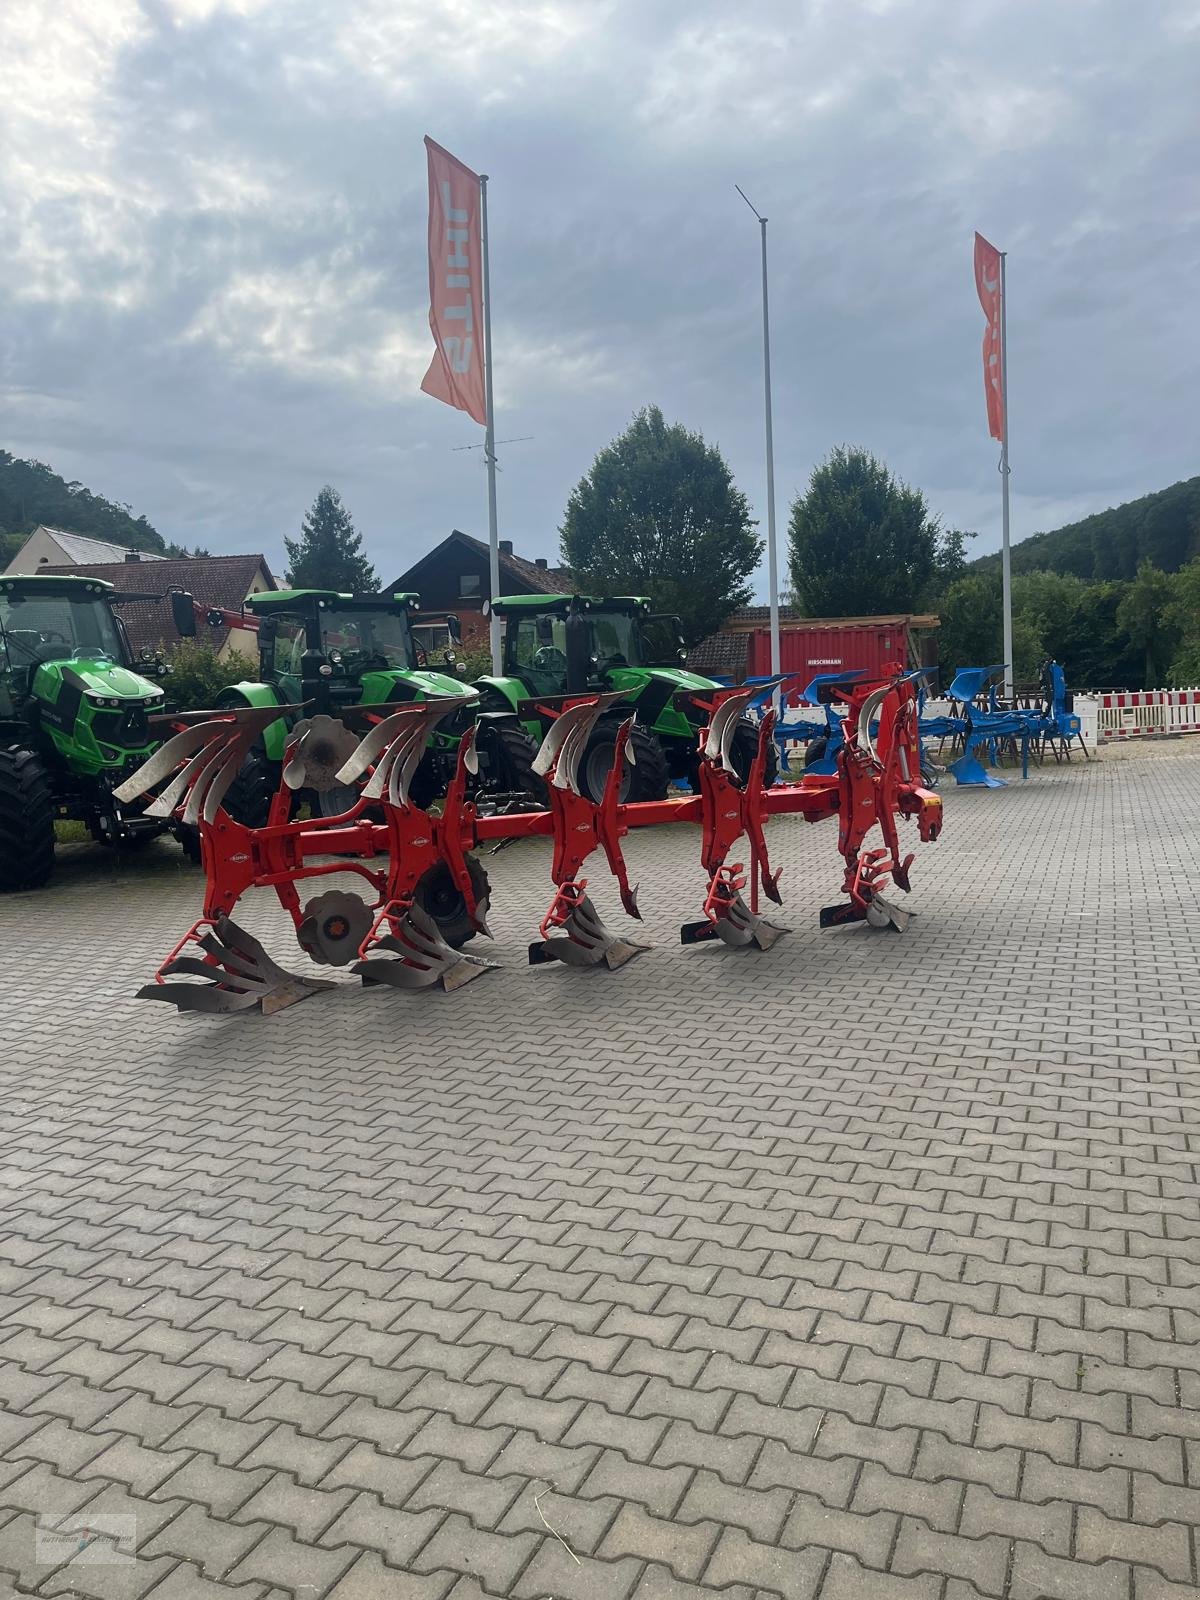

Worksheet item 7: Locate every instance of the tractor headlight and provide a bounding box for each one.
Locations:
[86,693,124,708]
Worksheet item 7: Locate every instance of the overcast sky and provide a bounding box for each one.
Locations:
[3,0,1197,591]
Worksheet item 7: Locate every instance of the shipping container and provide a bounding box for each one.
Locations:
[745,621,917,685]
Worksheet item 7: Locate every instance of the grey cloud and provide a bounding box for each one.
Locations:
[1,0,1196,591]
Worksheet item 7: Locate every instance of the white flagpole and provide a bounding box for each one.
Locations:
[736,186,780,679]
[479,172,502,674]
[999,251,1013,699]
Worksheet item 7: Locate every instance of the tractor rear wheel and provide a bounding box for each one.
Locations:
[0,746,55,892]
[729,717,779,788]
[414,856,490,948]
[580,720,669,804]
[314,782,360,819]
[221,750,281,828]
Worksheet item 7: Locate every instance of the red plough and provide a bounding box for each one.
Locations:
[113,667,942,1014]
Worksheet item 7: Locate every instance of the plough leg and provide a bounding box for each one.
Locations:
[138,916,335,1015]
[354,901,497,991]
[345,720,498,990]
[528,697,650,971]
[683,693,789,951]
[529,880,651,969]
[681,864,788,950]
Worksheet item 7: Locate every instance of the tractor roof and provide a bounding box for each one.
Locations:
[0,573,117,597]
[245,589,420,614]
[488,593,651,617]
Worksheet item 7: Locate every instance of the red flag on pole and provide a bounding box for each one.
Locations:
[974,232,1005,442]
[421,137,487,425]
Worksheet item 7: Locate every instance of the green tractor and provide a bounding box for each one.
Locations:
[0,573,193,890]
[193,588,541,824]
[475,593,778,802]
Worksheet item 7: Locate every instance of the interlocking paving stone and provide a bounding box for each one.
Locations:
[3,745,1200,1596]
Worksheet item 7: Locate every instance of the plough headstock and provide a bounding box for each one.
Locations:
[114,668,942,1015]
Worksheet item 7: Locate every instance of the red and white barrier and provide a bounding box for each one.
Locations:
[1084,688,1200,740]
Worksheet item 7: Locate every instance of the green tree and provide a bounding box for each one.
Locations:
[935,567,1121,688]
[1010,570,1091,679]
[1068,582,1132,688]
[1115,559,1178,687]
[935,572,1001,685]
[559,406,762,645]
[284,486,377,593]
[1166,557,1200,686]
[933,527,976,591]
[787,447,949,616]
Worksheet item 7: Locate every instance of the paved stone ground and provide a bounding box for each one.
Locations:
[1,744,1199,1600]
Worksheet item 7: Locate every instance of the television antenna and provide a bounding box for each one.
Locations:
[451,435,533,453]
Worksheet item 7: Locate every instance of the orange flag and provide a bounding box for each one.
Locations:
[421,137,487,425]
[974,232,1005,442]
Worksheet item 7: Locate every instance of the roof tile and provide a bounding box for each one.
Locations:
[36,555,274,654]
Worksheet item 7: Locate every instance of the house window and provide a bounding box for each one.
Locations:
[458,573,482,599]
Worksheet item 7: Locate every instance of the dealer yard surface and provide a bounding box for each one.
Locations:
[1,743,1198,1598]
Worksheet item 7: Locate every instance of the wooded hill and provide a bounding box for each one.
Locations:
[0,450,166,564]
[971,474,1200,582]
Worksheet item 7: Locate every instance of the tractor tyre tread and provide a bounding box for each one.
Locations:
[0,745,56,891]
[176,824,203,864]
[407,753,445,812]
[221,750,281,829]
[414,856,490,948]
[730,716,779,788]
[582,719,670,804]
[485,721,548,806]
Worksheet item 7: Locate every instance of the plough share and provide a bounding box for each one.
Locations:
[113,667,943,1014]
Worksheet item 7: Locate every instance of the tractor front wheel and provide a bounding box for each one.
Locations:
[176,824,203,864]
[413,856,490,948]
[0,746,55,892]
[480,721,547,807]
[580,720,670,805]
[406,753,445,812]
[221,749,282,828]
[729,717,779,788]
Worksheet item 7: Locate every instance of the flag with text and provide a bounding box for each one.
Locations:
[974,232,1005,442]
[421,137,486,424]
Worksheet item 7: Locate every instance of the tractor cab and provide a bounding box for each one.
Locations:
[0,574,167,773]
[1,574,129,688]
[241,589,465,716]
[487,593,686,700]
[475,594,765,804]
[244,588,464,707]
